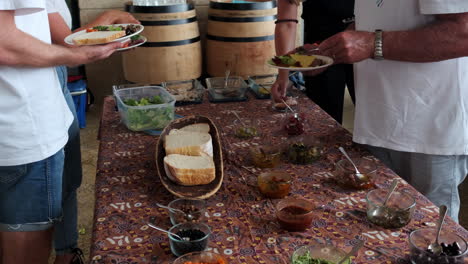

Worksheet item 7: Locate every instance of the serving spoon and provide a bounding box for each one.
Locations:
[338,239,364,264]
[370,179,399,218]
[156,203,194,221]
[147,222,190,241]
[428,205,448,255]
[338,147,369,183]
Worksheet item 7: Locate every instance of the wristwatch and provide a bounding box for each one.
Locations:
[373,29,384,60]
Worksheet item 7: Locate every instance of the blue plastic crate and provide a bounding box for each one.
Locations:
[68,79,87,128]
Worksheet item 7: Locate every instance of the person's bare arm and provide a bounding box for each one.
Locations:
[319,12,468,64]
[271,0,298,101]
[48,12,71,46]
[0,10,122,67]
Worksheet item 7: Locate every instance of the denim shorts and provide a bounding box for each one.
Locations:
[0,149,64,231]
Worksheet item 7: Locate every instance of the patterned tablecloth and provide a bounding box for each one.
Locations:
[91,95,468,264]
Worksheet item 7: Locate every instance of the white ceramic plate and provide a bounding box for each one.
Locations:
[266,54,334,71]
[117,35,147,51]
[64,24,144,46]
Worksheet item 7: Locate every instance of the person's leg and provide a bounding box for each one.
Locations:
[304,64,347,124]
[0,149,64,264]
[1,229,53,264]
[54,66,83,264]
[365,145,468,222]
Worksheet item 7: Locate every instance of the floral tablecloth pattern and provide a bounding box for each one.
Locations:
[91,95,468,264]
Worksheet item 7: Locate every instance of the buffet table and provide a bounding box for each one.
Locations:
[90,94,468,264]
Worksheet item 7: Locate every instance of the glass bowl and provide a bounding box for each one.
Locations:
[409,227,468,264]
[173,251,228,264]
[257,171,291,199]
[232,118,260,139]
[291,244,351,264]
[168,222,211,257]
[283,112,307,136]
[285,136,322,165]
[206,76,248,100]
[276,197,315,232]
[250,145,282,168]
[168,198,207,225]
[333,159,376,190]
[366,189,416,229]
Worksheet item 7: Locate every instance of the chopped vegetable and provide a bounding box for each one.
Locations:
[292,250,336,264]
[120,95,173,131]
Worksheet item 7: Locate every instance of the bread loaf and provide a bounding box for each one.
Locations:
[164,154,215,186]
[165,132,213,157]
[179,123,210,133]
[73,31,126,45]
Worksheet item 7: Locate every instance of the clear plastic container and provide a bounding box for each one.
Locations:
[162,79,205,105]
[113,85,175,131]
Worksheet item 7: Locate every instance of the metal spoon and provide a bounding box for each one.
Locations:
[231,111,247,127]
[338,239,364,264]
[224,69,230,89]
[156,203,194,221]
[281,98,296,114]
[147,222,190,241]
[338,147,368,182]
[428,205,448,255]
[370,179,399,218]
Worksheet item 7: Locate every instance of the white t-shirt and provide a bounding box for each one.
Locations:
[46,0,71,29]
[353,0,468,155]
[0,0,73,166]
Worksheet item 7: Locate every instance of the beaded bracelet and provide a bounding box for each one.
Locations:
[275,19,299,24]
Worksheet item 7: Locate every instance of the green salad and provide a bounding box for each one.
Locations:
[292,251,336,264]
[121,95,173,131]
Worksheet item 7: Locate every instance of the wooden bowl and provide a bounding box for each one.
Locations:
[155,115,223,199]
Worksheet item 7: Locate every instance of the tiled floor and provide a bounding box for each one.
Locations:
[70,91,468,262]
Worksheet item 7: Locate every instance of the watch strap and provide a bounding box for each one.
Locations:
[374,29,384,60]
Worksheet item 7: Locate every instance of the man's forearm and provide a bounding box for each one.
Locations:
[382,13,468,62]
[0,25,80,67]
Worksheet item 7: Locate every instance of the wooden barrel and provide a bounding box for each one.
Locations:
[206,0,277,78]
[123,3,202,84]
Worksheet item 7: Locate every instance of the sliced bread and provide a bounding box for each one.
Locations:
[164,154,215,186]
[179,123,210,133]
[73,31,126,45]
[164,132,213,157]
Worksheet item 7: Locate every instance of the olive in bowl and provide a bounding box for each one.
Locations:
[168,198,207,225]
[366,189,416,229]
[333,159,376,190]
[168,222,211,257]
[409,227,467,264]
[257,171,291,199]
[276,197,315,232]
[173,251,228,264]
